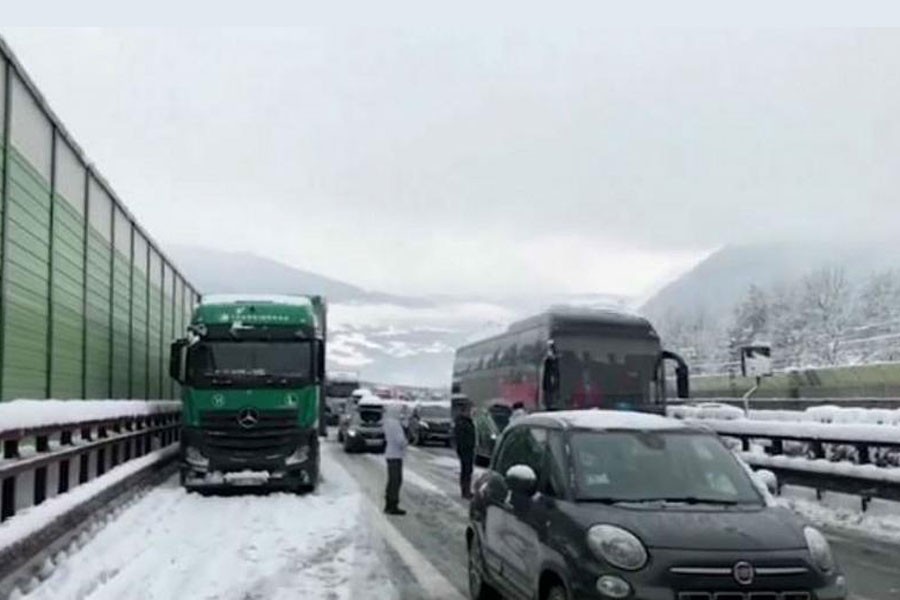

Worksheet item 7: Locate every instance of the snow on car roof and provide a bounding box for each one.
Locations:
[526,409,688,431]
[201,294,313,307]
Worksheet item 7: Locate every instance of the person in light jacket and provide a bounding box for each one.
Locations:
[383,403,408,515]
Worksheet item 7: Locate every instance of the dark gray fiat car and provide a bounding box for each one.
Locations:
[466,410,847,600]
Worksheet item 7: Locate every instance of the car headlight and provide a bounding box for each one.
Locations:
[587,525,648,571]
[420,421,430,429]
[804,526,835,573]
[347,429,358,437]
[184,446,209,468]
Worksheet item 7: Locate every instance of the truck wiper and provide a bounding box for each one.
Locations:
[210,377,234,386]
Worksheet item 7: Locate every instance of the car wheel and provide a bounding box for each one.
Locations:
[545,584,569,600]
[468,535,500,600]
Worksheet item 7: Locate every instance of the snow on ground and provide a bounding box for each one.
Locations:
[22,451,397,600]
[0,400,180,432]
[778,485,900,545]
[0,448,177,555]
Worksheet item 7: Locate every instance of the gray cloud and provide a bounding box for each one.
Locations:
[3,27,898,295]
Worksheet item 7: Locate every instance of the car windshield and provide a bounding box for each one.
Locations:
[489,405,511,430]
[418,405,450,419]
[356,406,384,425]
[327,382,359,397]
[570,430,763,506]
[187,341,312,385]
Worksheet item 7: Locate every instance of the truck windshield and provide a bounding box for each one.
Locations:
[188,341,312,386]
[570,431,762,506]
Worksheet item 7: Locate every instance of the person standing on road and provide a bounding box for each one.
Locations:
[511,401,527,421]
[384,403,408,515]
[454,403,476,500]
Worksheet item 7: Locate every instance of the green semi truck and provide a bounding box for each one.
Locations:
[169,294,327,492]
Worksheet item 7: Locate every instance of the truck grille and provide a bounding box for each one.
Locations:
[679,593,810,600]
[200,410,299,458]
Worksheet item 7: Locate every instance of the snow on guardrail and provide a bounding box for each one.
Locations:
[0,400,181,433]
[681,417,900,446]
[740,452,900,485]
[668,402,900,426]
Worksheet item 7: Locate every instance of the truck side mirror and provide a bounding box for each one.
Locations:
[316,340,326,382]
[169,339,188,384]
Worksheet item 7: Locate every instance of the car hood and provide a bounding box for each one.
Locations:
[565,503,806,551]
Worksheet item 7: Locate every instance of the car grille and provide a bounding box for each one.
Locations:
[679,593,810,600]
[200,410,299,458]
[426,422,451,433]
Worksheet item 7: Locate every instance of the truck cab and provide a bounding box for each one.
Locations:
[169,294,326,492]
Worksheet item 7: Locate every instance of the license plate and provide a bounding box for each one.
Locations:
[365,438,383,446]
[224,471,269,486]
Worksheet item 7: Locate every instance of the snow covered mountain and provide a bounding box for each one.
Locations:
[169,245,629,386]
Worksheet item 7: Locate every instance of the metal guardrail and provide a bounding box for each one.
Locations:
[0,410,181,522]
[670,397,900,410]
[678,417,900,510]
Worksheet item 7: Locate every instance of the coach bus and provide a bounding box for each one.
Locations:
[451,307,689,462]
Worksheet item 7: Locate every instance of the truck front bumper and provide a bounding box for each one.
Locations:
[180,427,319,491]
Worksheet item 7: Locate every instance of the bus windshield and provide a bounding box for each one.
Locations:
[188,341,312,386]
[554,335,659,409]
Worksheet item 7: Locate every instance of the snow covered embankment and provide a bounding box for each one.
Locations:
[0,400,181,432]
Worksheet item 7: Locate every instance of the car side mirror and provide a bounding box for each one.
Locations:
[505,464,538,497]
[753,469,779,495]
[482,471,509,504]
[169,338,188,384]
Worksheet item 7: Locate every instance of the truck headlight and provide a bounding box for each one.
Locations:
[587,525,648,571]
[804,526,835,573]
[286,445,309,465]
[185,446,209,468]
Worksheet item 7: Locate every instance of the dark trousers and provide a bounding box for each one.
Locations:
[459,453,474,497]
[385,459,403,509]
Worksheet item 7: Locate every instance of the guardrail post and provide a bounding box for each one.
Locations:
[96,426,108,476]
[810,441,825,460]
[58,429,72,494]
[857,443,870,465]
[33,435,49,506]
[1,439,19,522]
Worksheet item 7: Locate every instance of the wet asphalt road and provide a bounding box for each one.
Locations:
[326,434,900,600]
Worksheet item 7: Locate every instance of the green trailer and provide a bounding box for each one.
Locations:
[169,294,326,492]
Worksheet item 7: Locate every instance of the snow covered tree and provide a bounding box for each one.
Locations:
[728,284,769,351]
[797,267,851,365]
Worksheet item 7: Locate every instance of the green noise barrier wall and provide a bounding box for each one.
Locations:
[0,38,200,401]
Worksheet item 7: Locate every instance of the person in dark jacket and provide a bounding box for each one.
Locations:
[454,402,476,499]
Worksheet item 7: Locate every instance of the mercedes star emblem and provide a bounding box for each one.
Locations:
[237,408,260,429]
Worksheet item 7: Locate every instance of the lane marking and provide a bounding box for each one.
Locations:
[364,499,466,600]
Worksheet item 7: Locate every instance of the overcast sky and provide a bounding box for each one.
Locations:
[2,25,899,297]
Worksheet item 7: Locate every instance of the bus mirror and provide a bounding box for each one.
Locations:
[169,339,188,384]
[676,365,690,399]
